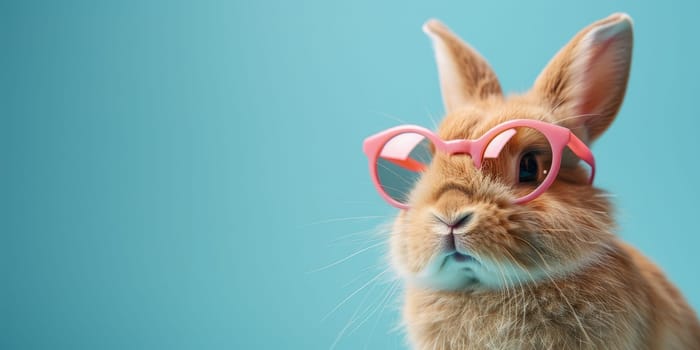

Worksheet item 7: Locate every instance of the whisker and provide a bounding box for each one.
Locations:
[328,235,387,248]
[302,215,389,227]
[371,111,410,125]
[322,267,391,322]
[501,250,540,340]
[512,235,593,345]
[338,200,381,205]
[423,106,440,130]
[363,281,400,349]
[328,226,386,245]
[539,228,606,245]
[551,98,567,113]
[377,163,419,187]
[341,265,384,289]
[491,254,516,329]
[374,183,412,198]
[307,241,387,274]
[556,113,601,124]
[349,279,398,336]
[329,273,380,350]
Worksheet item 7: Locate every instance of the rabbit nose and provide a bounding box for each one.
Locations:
[434,211,473,230]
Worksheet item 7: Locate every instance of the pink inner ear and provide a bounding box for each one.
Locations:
[580,37,618,116]
[572,17,632,137]
[484,129,516,158]
[380,132,426,161]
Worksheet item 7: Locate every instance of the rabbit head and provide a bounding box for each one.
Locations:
[390,13,633,291]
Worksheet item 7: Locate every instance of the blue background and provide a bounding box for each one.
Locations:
[4,1,699,349]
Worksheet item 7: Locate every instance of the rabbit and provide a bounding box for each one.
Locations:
[383,13,700,349]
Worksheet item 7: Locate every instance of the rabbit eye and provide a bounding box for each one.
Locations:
[518,152,540,183]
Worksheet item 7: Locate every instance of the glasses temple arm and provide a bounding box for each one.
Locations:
[567,133,596,184]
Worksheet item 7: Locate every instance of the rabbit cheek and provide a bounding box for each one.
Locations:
[389,209,444,276]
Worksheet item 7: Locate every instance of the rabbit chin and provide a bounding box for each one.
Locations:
[405,250,583,292]
[409,252,486,291]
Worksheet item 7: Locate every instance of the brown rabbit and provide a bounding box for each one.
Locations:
[387,13,700,349]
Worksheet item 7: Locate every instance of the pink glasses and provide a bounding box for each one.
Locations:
[362,119,595,209]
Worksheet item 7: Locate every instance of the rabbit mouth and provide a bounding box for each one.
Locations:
[438,251,478,269]
[411,251,483,291]
[450,252,475,263]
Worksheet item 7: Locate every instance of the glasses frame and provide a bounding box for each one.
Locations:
[362,119,595,209]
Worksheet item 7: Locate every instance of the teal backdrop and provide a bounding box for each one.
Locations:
[4,1,700,349]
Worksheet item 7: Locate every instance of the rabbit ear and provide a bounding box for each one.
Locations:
[533,13,633,143]
[423,19,503,113]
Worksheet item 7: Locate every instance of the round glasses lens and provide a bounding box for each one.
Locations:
[483,126,553,198]
[376,132,434,204]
